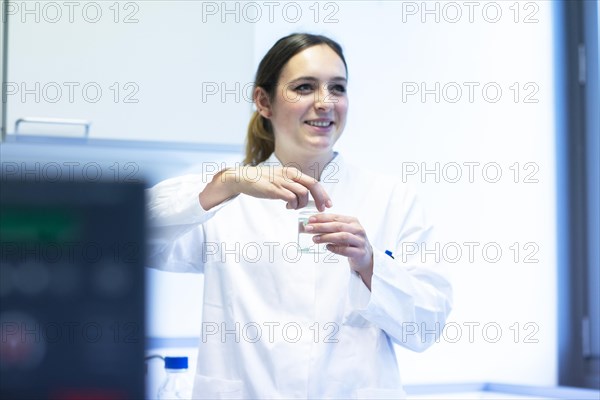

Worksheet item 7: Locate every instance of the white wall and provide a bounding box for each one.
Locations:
[6,1,254,143]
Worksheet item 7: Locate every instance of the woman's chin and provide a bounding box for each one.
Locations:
[306,141,334,153]
[306,134,338,149]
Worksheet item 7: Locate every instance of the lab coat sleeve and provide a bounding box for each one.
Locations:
[146,174,231,273]
[346,182,453,352]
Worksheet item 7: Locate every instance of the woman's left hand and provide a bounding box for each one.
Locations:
[305,213,374,289]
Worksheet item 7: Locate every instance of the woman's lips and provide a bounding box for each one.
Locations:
[304,120,334,132]
[305,120,334,128]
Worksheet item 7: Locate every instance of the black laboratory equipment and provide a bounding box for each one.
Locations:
[0,180,146,399]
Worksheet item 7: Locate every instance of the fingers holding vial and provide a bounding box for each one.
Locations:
[301,214,374,277]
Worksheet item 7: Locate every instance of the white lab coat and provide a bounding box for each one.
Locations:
[147,153,452,399]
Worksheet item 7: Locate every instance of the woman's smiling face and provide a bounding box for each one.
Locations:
[264,44,348,160]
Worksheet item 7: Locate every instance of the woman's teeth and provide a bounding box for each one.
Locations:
[306,121,331,127]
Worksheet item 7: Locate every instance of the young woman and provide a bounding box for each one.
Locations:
[148,33,452,399]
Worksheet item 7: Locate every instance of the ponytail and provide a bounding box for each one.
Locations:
[244,111,274,166]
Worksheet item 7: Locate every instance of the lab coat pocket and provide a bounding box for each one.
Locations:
[192,374,244,399]
[353,387,407,400]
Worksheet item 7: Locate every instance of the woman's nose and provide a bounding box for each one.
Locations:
[314,86,334,111]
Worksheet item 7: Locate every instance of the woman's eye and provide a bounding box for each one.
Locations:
[294,84,314,93]
[329,84,346,94]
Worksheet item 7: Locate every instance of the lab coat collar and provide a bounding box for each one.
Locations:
[262,151,343,183]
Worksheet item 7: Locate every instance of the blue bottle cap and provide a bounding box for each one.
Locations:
[164,356,188,369]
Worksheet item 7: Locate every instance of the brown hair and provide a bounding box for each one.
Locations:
[244,33,347,166]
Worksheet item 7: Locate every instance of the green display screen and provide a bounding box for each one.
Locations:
[0,208,80,242]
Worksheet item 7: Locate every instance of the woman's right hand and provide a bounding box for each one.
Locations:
[199,165,332,212]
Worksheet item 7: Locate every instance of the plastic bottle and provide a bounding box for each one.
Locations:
[157,356,193,400]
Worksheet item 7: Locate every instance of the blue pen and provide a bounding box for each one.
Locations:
[385,250,395,259]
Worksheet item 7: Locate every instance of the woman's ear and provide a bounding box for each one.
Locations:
[254,87,272,118]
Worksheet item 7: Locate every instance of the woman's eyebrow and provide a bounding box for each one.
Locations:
[288,76,348,84]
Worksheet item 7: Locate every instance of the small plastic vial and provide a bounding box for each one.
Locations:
[157,356,193,400]
[298,199,324,253]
